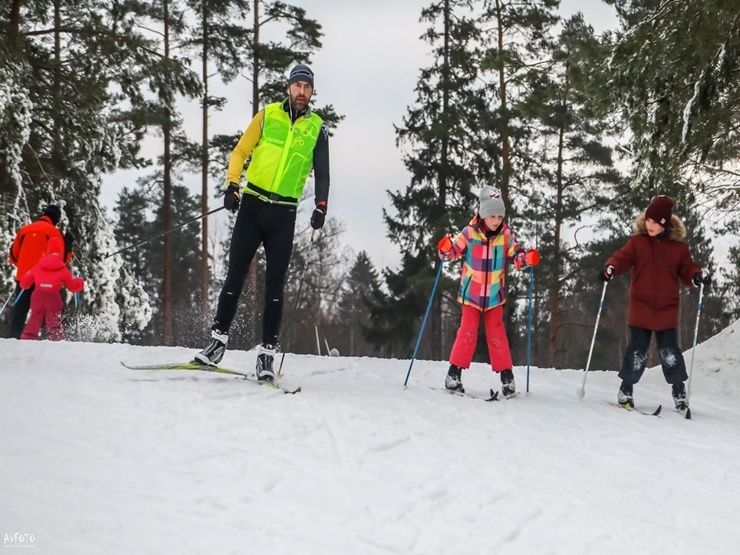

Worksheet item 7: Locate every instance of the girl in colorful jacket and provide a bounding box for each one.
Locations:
[19,237,84,341]
[438,186,538,397]
[599,195,709,411]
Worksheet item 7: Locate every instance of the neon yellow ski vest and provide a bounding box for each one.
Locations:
[245,102,323,201]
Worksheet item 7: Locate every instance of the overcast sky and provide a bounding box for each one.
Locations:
[104,0,619,271]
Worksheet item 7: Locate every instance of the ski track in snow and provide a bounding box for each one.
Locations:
[2,321,740,554]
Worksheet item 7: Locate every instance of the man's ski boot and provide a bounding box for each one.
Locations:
[618,381,634,408]
[672,382,688,411]
[193,329,228,365]
[445,365,464,393]
[256,344,277,382]
[500,369,516,398]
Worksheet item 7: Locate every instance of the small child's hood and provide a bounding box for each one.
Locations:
[47,236,64,256]
[38,253,67,272]
[38,237,67,272]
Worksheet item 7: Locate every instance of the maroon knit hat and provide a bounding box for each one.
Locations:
[645,195,674,227]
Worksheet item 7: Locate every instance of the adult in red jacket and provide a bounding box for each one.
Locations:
[8,205,73,338]
[19,237,84,341]
[598,196,710,411]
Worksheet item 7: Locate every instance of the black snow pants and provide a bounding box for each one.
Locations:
[619,326,688,386]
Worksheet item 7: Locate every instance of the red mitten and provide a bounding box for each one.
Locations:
[525,249,540,267]
[437,236,453,256]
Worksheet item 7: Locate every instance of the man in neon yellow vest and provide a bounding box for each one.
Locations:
[194,64,330,382]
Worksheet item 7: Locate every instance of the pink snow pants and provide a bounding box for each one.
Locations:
[21,290,65,341]
[449,303,513,372]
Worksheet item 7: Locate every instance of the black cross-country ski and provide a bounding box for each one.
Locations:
[676,407,692,420]
[437,387,500,402]
[607,401,662,416]
[121,361,301,394]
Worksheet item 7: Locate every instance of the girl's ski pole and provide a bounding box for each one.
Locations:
[404,258,445,387]
[526,265,535,393]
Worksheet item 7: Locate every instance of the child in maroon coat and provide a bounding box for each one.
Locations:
[598,195,710,410]
[19,237,84,341]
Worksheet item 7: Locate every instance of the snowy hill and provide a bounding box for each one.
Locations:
[2,320,740,554]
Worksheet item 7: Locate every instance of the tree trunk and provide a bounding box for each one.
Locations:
[245,0,261,346]
[432,0,452,360]
[200,0,210,327]
[548,118,566,366]
[495,0,511,200]
[53,1,61,192]
[162,0,174,344]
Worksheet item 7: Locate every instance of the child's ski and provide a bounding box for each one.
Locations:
[607,401,662,416]
[437,387,500,402]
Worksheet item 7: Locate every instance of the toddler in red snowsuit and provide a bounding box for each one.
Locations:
[19,237,84,341]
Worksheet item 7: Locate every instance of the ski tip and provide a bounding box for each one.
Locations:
[685,408,692,420]
[652,405,663,416]
[485,389,500,402]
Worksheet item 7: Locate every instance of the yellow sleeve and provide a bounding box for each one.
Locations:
[226,110,264,185]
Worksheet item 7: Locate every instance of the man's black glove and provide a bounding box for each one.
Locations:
[224,182,240,213]
[598,265,614,282]
[63,231,74,258]
[693,271,712,287]
[310,202,326,230]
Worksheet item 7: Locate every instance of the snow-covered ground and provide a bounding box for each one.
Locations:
[2,320,739,554]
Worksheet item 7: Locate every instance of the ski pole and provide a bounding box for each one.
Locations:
[577,280,609,399]
[104,206,225,259]
[525,265,535,393]
[685,281,704,410]
[404,258,445,387]
[277,229,316,377]
[13,288,25,305]
[74,291,82,341]
[0,292,13,317]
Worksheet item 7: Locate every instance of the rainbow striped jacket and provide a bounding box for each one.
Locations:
[445,216,524,311]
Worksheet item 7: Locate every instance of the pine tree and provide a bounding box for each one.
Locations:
[556,179,635,371]
[113,183,201,345]
[378,0,493,360]
[479,0,561,201]
[604,0,740,209]
[333,251,382,357]
[113,187,154,344]
[517,15,624,367]
[276,214,345,355]
[0,0,191,340]
[181,0,251,321]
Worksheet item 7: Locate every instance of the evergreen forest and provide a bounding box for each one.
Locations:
[2,0,739,371]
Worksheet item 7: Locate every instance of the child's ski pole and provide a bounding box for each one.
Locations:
[578,281,608,399]
[684,282,705,420]
[404,258,445,387]
[526,265,535,393]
